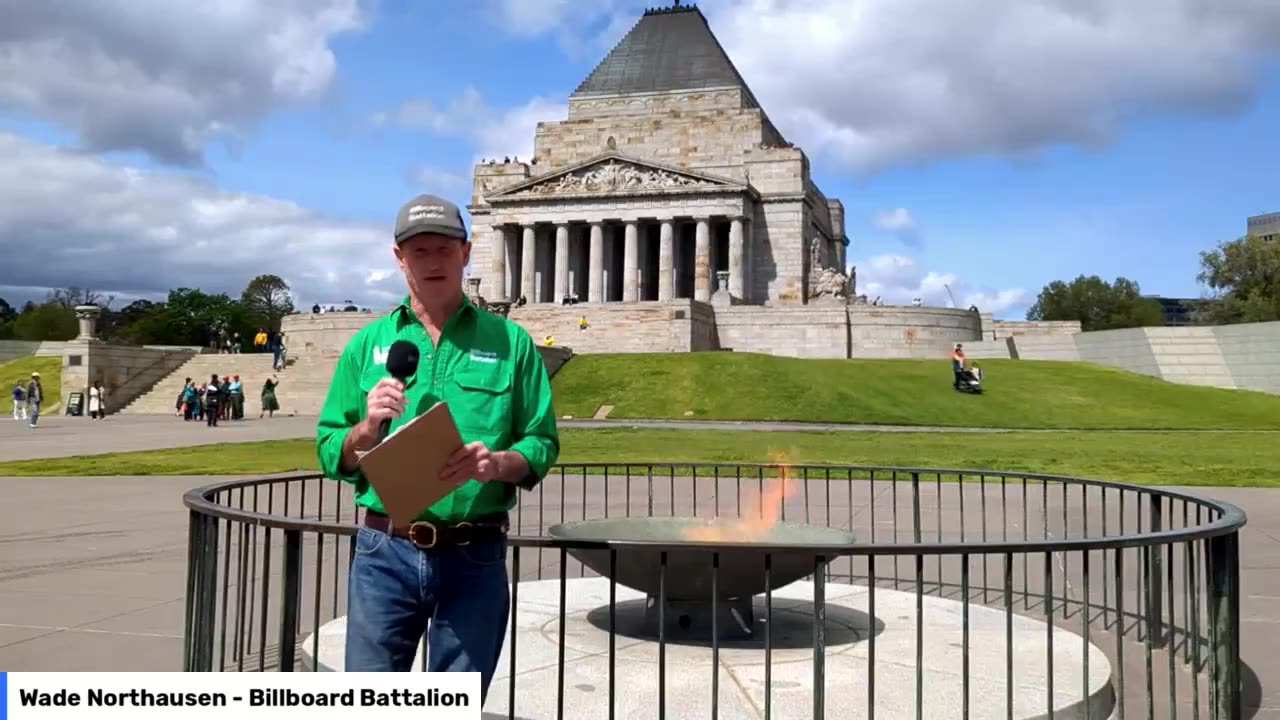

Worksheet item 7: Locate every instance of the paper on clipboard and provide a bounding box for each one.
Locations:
[356,401,465,526]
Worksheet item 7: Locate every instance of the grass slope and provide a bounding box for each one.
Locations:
[550,353,1280,430]
[0,428,1275,486]
[0,356,60,409]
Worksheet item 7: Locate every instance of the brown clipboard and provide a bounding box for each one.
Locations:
[356,401,466,526]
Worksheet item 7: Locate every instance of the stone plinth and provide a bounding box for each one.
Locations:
[302,578,1115,719]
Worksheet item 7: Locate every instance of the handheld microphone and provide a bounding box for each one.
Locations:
[377,339,420,444]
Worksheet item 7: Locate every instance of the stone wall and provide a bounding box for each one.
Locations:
[509,302,702,354]
[282,312,380,360]
[1214,322,1280,393]
[1010,335,1081,361]
[536,90,774,173]
[59,340,196,414]
[993,320,1082,337]
[848,307,984,358]
[1005,321,1280,393]
[0,340,68,362]
[713,305,848,358]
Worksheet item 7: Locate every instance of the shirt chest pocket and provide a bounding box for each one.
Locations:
[449,366,513,429]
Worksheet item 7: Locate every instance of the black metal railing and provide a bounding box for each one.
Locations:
[183,463,1248,719]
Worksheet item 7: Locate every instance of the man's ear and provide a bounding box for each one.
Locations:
[462,240,472,266]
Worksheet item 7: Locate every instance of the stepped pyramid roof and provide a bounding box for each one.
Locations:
[571,3,756,100]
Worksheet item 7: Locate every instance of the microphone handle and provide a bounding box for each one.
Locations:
[373,372,409,444]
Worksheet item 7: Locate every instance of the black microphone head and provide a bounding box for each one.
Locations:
[385,340,419,380]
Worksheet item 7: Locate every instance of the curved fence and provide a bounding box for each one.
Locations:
[183,463,1246,719]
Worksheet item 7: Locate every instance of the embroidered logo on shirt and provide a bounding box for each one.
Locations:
[372,346,389,365]
[470,349,498,364]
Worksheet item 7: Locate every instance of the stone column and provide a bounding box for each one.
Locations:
[588,222,604,303]
[521,225,536,302]
[657,220,674,301]
[728,217,745,301]
[694,218,711,302]
[623,221,639,302]
[554,224,570,302]
[490,226,508,300]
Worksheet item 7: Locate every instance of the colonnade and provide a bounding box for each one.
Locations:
[489,216,750,305]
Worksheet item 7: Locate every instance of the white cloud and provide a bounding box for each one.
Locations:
[707,0,1280,171]
[872,207,922,247]
[0,0,369,166]
[852,253,1028,318]
[376,88,567,164]
[873,208,914,233]
[487,0,640,60]
[0,132,406,310]
[409,165,470,192]
[497,0,1280,172]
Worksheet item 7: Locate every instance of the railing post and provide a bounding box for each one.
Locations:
[1146,495,1164,648]
[182,510,200,671]
[1209,532,1241,720]
[278,529,303,671]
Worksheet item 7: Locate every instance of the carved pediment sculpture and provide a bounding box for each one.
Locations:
[489,155,731,200]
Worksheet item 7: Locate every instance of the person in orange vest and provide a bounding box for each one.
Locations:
[951,343,967,389]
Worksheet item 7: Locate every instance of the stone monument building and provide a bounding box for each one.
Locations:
[462,3,1064,358]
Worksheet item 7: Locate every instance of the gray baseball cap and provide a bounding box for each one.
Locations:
[393,194,468,244]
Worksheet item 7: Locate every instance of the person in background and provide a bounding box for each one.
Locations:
[229,374,244,420]
[950,343,967,389]
[254,328,268,351]
[205,374,221,427]
[88,380,105,420]
[11,382,26,421]
[260,374,280,418]
[25,372,42,428]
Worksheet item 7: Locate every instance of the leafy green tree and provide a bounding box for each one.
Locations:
[12,302,78,341]
[0,297,14,339]
[1196,235,1280,324]
[240,274,294,332]
[1026,275,1165,331]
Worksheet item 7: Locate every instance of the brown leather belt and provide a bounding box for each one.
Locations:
[363,510,509,550]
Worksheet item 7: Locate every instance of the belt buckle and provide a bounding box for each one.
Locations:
[454,521,473,546]
[407,521,437,550]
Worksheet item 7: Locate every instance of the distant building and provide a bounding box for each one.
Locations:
[1247,212,1280,241]
[1145,295,1196,326]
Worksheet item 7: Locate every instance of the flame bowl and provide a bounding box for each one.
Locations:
[546,517,856,601]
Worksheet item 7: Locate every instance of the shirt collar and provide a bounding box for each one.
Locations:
[393,293,476,331]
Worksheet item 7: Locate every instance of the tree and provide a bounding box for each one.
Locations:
[0,297,14,339]
[1196,235,1280,325]
[1026,275,1165,331]
[46,287,114,310]
[11,302,78,341]
[240,274,294,332]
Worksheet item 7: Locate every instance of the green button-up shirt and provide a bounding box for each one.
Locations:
[315,295,559,523]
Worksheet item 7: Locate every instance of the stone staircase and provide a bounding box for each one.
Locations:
[119,346,576,416]
[118,353,337,416]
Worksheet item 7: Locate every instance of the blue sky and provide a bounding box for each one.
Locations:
[0,0,1277,319]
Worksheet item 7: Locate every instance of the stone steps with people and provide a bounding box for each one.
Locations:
[118,353,330,416]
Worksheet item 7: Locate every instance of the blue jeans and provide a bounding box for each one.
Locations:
[345,525,510,700]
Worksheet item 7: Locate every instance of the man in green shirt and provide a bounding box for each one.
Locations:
[315,193,558,697]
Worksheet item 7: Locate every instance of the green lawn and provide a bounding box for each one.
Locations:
[0,356,60,409]
[550,353,1280,430]
[1,428,1275,486]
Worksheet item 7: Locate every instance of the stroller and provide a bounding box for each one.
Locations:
[954,366,983,394]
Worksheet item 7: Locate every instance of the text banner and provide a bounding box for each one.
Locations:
[2,672,480,719]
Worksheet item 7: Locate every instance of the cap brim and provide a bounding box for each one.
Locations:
[395,225,468,244]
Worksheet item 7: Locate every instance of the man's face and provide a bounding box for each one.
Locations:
[394,233,470,300]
